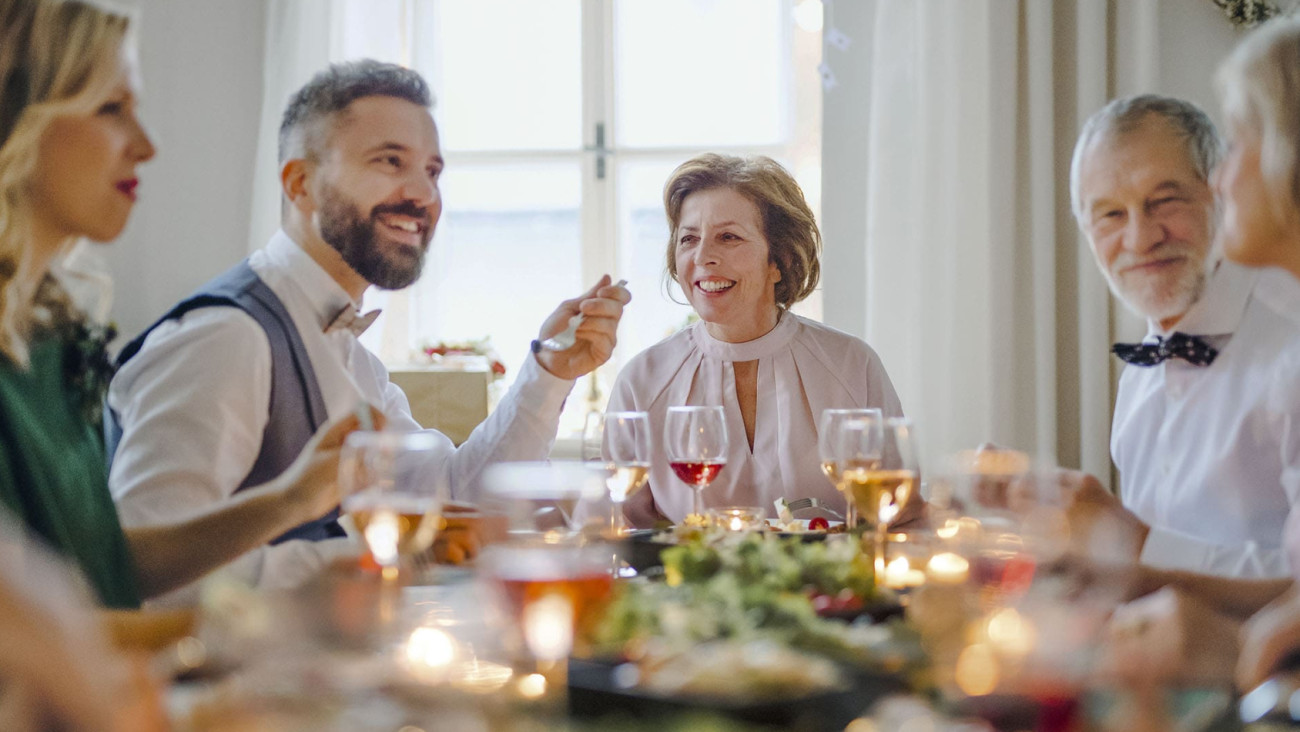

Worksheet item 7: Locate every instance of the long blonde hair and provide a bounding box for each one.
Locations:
[0,0,131,368]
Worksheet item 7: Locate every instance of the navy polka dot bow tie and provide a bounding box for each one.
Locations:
[1111,332,1218,367]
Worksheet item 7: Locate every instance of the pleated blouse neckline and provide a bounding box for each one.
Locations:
[689,310,796,362]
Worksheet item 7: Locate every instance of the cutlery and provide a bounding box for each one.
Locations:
[535,279,628,352]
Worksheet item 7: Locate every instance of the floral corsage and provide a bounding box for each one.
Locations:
[62,319,117,426]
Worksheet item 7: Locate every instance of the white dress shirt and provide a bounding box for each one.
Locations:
[608,312,904,524]
[108,231,574,600]
[1112,260,1300,578]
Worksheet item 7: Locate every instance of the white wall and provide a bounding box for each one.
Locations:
[104,0,267,340]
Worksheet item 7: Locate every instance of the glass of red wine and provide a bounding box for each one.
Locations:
[665,405,728,524]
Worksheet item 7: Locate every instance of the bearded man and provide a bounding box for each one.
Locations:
[106,61,629,598]
[1067,94,1300,578]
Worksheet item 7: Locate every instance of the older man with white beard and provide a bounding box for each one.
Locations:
[1067,94,1300,579]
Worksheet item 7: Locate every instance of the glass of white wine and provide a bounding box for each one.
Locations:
[839,417,919,575]
[602,411,651,536]
[818,408,882,529]
[339,431,446,582]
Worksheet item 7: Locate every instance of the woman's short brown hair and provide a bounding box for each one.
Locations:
[663,153,821,309]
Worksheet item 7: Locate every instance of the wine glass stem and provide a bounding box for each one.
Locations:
[846,501,858,530]
[692,485,703,519]
[610,499,626,536]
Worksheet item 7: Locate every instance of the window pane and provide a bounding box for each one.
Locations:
[615,160,695,360]
[409,162,583,380]
[419,1,583,152]
[337,0,407,63]
[614,0,788,148]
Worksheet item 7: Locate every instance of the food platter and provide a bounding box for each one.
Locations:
[568,656,908,730]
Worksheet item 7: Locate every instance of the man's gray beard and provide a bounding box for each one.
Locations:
[1103,258,1211,325]
[317,185,427,290]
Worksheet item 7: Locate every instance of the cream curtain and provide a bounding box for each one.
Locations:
[853,0,1116,479]
[247,0,345,254]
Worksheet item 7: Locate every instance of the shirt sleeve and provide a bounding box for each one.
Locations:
[1140,355,1300,580]
[1140,527,1292,578]
[108,308,272,527]
[363,349,574,503]
[143,537,362,608]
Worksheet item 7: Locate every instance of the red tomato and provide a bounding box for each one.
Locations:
[808,517,830,531]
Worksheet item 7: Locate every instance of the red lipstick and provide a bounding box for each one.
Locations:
[115,178,139,201]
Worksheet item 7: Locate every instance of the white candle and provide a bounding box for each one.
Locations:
[926,552,970,584]
[405,626,458,682]
[523,593,574,663]
[883,556,926,589]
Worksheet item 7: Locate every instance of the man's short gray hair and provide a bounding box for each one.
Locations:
[1069,94,1223,221]
[278,59,432,164]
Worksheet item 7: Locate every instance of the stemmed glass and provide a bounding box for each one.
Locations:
[664,406,728,524]
[818,408,883,529]
[339,431,446,583]
[602,411,652,537]
[839,417,919,575]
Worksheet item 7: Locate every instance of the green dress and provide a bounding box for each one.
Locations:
[0,335,141,608]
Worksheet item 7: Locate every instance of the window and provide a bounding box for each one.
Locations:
[342,0,823,436]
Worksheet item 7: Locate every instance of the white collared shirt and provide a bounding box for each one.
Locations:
[108,230,574,601]
[1112,260,1300,578]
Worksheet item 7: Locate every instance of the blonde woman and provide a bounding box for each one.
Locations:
[610,154,903,526]
[0,0,369,608]
[1200,16,1300,689]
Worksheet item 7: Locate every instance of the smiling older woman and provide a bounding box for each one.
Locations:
[609,153,903,526]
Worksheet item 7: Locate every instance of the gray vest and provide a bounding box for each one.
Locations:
[108,260,343,543]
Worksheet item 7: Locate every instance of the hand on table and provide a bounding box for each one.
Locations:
[1097,586,1242,685]
[283,406,387,521]
[1054,468,1149,563]
[533,275,631,380]
[1238,587,1300,690]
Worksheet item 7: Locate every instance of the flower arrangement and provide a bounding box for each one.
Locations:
[1213,0,1280,27]
[416,337,506,379]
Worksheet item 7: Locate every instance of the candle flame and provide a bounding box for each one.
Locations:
[523,593,574,662]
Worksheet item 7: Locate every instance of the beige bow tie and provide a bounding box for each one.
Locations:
[324,305,381,337]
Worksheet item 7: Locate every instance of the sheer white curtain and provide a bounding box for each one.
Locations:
[247,0,345,254]
[855,1,1115,478]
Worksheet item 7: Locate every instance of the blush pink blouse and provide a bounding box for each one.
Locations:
[609,312,904,525]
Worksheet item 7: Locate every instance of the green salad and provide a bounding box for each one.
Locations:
[593,533,922,675]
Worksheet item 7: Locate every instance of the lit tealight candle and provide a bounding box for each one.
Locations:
[883,556,926,589]
[404,625,459,683]
[522,593,574,663]
[729,516,745,531]
[926,551,970,584]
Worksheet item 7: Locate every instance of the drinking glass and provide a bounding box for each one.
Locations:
[840,417,919,576]
[339,431,446,582]
[818,408,883,529]
[664,406,728,523]
[602,411,651,537]
[482,461,606,542]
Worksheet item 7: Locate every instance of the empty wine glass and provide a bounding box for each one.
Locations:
[602,411,651,537]
[818,408,883,529]
[339,431,446,582]
[482,461,605,542]
[664,406,728,524]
